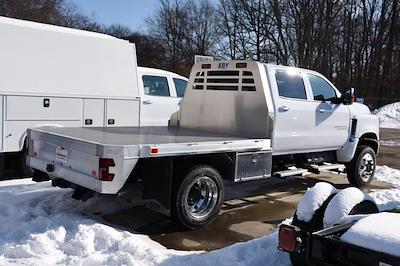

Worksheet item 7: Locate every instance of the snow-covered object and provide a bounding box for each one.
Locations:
[296,182,338,222]
[341,212,400,257]
[323,187,374,228]
[0,179,290,266]
[375,102,400,128]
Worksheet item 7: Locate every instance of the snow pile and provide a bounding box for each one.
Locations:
[375,102,400,128]
[0,180,290,266]
[374,165,400,188]
[380,140,400,146]
[341,212,400,257]
[323,187,374,228]
[296,182,338,222]
[370,165,400,211]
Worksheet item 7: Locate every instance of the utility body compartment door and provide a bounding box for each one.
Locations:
[6,96,82,121]
[105,99,140,127]
[83,99,104,127]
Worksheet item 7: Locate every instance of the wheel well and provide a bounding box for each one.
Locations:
[358,133,379,153]
[172,153,235,183]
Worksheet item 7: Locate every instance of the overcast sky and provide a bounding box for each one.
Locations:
[69,0,159,32]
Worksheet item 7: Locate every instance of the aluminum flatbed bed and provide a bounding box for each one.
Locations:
[31,126,257,146]
[29,126,270,158]
[28,126,271,196]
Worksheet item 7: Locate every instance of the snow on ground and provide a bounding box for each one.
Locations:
[0,179,289,266]
[380,140,400,146]
[369,165,400,211]
[375,101,400,128]
[0,164,400,265]
[374,165,400,188]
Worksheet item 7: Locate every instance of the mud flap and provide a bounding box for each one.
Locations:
[142,158,173,216]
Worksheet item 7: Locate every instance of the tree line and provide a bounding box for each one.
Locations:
[1,0,399,107]
[149,0,400,107]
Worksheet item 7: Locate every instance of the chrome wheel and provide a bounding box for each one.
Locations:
[358,153,375,182]
[183,176,218,221]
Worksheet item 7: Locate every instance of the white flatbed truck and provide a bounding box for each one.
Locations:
[27,61,380,229]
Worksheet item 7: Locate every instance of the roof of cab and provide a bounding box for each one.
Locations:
[137,67,188,80]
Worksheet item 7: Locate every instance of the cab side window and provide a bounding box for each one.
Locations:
[142,75,170,96]
[308,74,337,101]
[173,78,187,97]
[275,70,307,100]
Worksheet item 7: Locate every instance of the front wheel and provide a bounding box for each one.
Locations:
[346,145,376,187]
[173,165,224,229]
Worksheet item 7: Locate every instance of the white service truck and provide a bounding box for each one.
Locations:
[0,16,187,177]
[27,61,380,229]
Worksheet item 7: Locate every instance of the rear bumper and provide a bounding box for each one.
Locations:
[26,129,138,194]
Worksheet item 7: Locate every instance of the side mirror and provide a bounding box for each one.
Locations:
[342,88,355,105]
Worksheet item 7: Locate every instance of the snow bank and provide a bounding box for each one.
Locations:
[296,182,337,222]
[374,165,400,188]
[375,102,400,128]
[323,187,374,228]
[370,165,400,211]
[0,179,290,266]
[341,212,400,257]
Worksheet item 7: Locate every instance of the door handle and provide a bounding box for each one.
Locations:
[318,108,326,113]
[143,100,153,105]
[279,106,290,112]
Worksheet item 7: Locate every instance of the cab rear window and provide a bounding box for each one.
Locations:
[275,70,307,100]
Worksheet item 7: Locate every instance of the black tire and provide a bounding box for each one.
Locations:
[349,200,379,215]
[346,145,376,187]
[16,147,34,177]
[173,165,224,229]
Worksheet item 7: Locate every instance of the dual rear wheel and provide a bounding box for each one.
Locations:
[173,165,224,229]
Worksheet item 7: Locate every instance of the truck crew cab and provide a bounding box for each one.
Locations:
[27,61,379,229]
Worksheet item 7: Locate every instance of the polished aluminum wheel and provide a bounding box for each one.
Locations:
[358,153,375,182]
[183,176,218,220]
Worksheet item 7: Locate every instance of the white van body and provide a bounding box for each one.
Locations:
[0,16,187,166]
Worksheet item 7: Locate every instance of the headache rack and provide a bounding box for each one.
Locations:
[180,60,273,139]
[193,67,256,92]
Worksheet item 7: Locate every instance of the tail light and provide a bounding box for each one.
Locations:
[202,63,211,69]
[278,224,301,252]
[150,147,159,155]
[99,158,115,181]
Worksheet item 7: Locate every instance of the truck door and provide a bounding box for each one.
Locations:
[269,68,318,153]
[139,75,183,126]
[304,73,350,148]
